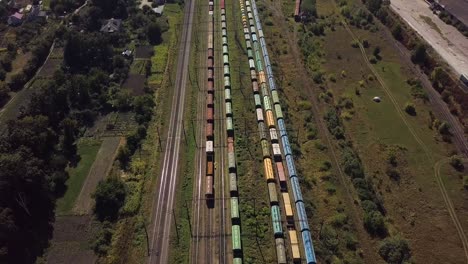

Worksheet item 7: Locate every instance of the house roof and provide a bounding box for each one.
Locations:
[100,18,122,33]
[11,12,23,19]
[153,5,164,14]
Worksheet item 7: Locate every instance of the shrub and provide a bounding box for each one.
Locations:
[329,213,348,227]
[364,210,387,236]
[93,177,127,221]
[449,155,464,171]
[404,102,416,115]
[362,39,370,48]
[378,236,411,264]
[438,121,450,135]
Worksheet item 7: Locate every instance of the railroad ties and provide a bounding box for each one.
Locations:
[239,0,318,263]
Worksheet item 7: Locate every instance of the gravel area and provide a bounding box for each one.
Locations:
[390,0,468,76]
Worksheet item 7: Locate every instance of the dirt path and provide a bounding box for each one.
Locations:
[73,137,124,215]
[342,19,468,261]
[390,0,468,77]
[266,1,382,263]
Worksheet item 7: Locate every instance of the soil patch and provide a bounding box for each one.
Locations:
[122,73,146,96]
[38,58,61,77]
[135,45,153,59]
[46,215,97,264]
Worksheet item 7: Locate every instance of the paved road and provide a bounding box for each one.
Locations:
[147,0,195,262]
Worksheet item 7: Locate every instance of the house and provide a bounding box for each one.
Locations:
[8,12,23,26]
[100,18,122,33]
[28,5,47,22]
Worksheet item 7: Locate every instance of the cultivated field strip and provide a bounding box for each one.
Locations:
[245,0,318,263]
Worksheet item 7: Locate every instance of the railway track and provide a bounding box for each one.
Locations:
[214,1,229,261]
[147,0,195,261]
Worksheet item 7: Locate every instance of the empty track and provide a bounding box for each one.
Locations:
[148,0,196,262]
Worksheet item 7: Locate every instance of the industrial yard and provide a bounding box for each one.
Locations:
[2,0,468,263]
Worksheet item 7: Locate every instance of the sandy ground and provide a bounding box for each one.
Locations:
[390,0,468,77]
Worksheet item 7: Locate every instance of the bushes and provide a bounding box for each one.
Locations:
[93,177,127,222]
[364,210,387,236]
[379,236,411,264]
[404,102,416,116]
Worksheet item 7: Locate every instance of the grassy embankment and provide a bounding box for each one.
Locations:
[256,0,368,262]
[167,1,200,262]
[102,4,185,263]
[273,0,467,262]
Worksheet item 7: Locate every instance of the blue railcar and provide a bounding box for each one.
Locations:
[281,136,292,157]
[296,201,310,232]
[302,230,317,264]
[277,119,287,137]
[290,176,303,202]
[268,77,276,91]
[285,154,297,177]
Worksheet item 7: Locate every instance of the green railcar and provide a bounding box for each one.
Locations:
[231,197,239,220]
[225,88,231,101]
[254,93,261,108]
[229,172,238,193]
[271,205,283,237]
[261,139,270,158]
[232,225,242,251]
[271,90,280,105]
[274,104,283,120]
[263,95,272,111]
[226,117,233,132]
[226,102,232,116]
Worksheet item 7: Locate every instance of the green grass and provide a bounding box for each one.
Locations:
[130,60,147,74]
[148,4,181,86]
[56,139,102,215]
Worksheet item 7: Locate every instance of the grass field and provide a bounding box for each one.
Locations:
[56,139,102,215]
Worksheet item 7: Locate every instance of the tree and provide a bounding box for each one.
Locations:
[438,121,450,135]
[391,24,403,41]
[449,155,464,171]
[60,118,78,160]
[411,43,427,65]
[147,22,162,45]
[364,0,383,14]
[364,210,387,236]
[379,236,411,264]
[404,102,416,116]
[92,177,126,221]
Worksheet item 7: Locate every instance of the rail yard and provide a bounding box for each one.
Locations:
[188,0,318,262]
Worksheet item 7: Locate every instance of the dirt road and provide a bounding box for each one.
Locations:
[390,0,468,76]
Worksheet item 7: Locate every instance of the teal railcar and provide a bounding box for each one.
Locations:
[231,197,239,220]
[232,225,242,251]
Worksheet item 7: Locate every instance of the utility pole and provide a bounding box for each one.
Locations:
[173,209,180,244]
